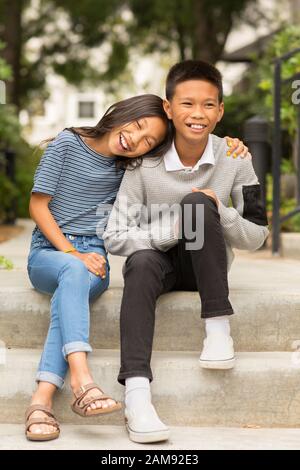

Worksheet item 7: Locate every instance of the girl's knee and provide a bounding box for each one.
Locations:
[61,256,89,281]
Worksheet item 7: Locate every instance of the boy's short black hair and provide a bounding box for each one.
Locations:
[166,59,223,103]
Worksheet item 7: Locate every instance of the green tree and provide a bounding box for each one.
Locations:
[216,26,300,143]
[239,26,300,232]
[0,0,262,112]
[0,0,126,110]
[257,26,300,138]
[0,40,36,222]
[126,0,258,63]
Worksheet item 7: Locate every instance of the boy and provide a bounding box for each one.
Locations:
[103,60,269,443]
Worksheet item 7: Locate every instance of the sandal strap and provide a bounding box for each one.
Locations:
[26,417,60,433]
[25,404,55,421]
[75,394,111,412]
[73,382,104,399]
[72,382,116,414]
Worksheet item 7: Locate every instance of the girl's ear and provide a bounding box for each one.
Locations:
[163,99,172,120]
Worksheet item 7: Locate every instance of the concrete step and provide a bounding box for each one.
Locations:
[2,423,300,450]
[2,220,300,352]
[280,233,300,260]
[1,348,300,427]
[1,277,300,351]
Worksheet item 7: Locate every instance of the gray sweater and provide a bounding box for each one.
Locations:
[103,135,269,270]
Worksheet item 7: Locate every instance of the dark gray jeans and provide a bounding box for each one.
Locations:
[118,192,234,385]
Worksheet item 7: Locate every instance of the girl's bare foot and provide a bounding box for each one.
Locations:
[71,377,117,412]
[68,352,117,412]
[28,383,57,436]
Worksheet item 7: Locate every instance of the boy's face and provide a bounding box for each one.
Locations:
[163,80,224,145]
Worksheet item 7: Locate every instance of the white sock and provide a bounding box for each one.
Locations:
[125,377,151,410]
[205,315,231,337]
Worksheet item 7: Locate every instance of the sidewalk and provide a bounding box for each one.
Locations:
[2,424,300,450]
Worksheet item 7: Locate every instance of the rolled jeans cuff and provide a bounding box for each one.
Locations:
[36,371,65,390]
[62,341,93,360]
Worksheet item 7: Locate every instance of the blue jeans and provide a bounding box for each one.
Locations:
[27,231,110,389]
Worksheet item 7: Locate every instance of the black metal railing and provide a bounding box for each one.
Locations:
[244,116,270,206]
[272,47,300,255]
[0,147,17,224]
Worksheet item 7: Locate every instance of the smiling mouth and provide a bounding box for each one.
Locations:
[186,123,207,130]
[120,133,131,151]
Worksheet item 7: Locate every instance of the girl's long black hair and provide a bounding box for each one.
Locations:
[65,94,174,169]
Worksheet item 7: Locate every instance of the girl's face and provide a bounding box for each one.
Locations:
[108,116,167,158]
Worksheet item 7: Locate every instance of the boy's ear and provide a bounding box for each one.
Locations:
[217,102,224,122]
[163,99,172,120]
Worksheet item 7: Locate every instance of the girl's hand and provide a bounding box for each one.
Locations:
[71,251,107,278]
[225,136,252,160]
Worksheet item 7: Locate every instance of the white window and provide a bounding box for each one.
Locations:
[78,101,95,118]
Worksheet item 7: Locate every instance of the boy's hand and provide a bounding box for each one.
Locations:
[225,136,252,160]
[191,188,219,208]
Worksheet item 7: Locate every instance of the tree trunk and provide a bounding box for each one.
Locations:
[192,1,232,64]
[2,0,23,109]
[176,22,187,61]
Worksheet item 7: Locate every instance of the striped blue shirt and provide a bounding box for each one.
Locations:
[32,130,125,236]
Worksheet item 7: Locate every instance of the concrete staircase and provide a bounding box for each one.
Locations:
[1,220,300,449]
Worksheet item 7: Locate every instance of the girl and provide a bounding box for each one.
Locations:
[25,94,247,441]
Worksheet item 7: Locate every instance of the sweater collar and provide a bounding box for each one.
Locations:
[164,134,215,173]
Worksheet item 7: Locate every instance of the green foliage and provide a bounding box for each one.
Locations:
[0,0,258,109]
[0,42,11,81]
[0,255,13,270]
[0,0,129,109]
[266,174,300,232]
[281,198,300,232]
[220,27,300,234]
[256,26,300,137]
[217,27,300,143]
[0,45,36,222]
[127,0,256,62]
[16,146,42,218]
[0,171,18,222]
[0,108,37,222]
[256,27,300,233]
[215,92,266,139]
[281,157,295,175]
[103,40,129,80]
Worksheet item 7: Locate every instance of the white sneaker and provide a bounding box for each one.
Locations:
[199,332,235,369]
[125,404,170,443]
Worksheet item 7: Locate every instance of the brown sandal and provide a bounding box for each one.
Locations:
[71,382,122,417]
[25,404,60,441]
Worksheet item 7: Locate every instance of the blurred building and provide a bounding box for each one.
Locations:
[20,75,108,143]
